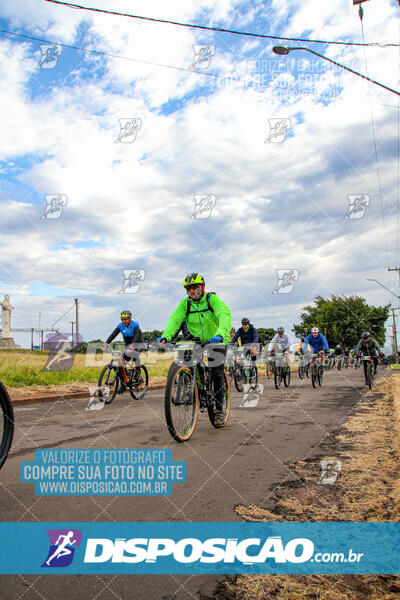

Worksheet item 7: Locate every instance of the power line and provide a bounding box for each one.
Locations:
[0,28,346,101]
[358,12,390,267]
[51,304,75,328]
[43,0,399,48]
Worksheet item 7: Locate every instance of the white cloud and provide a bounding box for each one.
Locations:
[0,0,398,345]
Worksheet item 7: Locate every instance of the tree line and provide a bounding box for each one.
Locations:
[73,294,390,353]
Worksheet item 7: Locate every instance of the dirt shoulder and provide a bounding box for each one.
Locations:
[210,374,400,600]
[9,377,167,401]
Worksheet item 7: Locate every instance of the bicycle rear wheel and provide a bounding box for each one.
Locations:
[129,365,149,400]
[98,364,119,404]
[0,382,14,470]
[208,369,230,428]
[165,363,199,442]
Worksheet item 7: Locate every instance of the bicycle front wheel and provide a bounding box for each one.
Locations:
[234,366,243,392]
[311,366,317,388]
[274,367,282,389]
[98,364,119,404]
[208,369,230,428]
[298,363,305,379]
[283,366,291,387]
[0,382,14,470]
[129,365,149,400]
[266,361,273,379]
[317,365,323,386]
[165,363,199,442]
[368,363,374,389]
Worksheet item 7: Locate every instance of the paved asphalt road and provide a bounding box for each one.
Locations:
[0,366,386,600]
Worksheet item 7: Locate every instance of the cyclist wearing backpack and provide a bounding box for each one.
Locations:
[356,332,381,384]
[157,273,231,425]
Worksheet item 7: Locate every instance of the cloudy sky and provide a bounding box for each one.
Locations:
[0,0,399,349]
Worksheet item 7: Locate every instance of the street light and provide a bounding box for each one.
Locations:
[272,46,400,97]
[366,278,400,299]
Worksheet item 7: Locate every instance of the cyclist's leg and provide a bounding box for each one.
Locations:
[284,349,290,368]
[211,364,226,413]
[373,354,378,374]
[363,359,368,383]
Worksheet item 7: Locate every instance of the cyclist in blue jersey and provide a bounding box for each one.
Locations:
[302,327,329,355]
[102,310,144,390]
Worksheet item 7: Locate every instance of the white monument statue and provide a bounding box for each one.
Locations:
[0,294,18,347]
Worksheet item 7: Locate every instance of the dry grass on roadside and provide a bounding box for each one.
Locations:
[214,376,400,600]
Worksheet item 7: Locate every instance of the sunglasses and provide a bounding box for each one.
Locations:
[186,285,200,291]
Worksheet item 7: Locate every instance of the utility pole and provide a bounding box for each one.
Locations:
[388,267,400,362]
[75,298,79,346]
[392,308,399,363]
[70,321,75,342]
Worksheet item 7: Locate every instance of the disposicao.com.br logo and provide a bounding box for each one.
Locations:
[84,536,314,564]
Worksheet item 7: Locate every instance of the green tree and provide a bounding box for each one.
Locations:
[256,327,277,346]
[293,295,390,348]
[142,330,162,343]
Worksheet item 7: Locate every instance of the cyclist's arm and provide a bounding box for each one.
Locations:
[320,334,329,352]
[162,299,187,341]
[231,330,240,344]
[251,326,258,343]
[210,294,231,342]
[131,323,143,343]
[267,335,278,352]
[106,327,120,344]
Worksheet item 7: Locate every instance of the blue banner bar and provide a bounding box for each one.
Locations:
[0,522,398,574]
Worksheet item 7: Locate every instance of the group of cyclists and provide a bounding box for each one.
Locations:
[101,273,386,417]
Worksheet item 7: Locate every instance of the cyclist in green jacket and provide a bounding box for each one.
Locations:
[157,272,231,424]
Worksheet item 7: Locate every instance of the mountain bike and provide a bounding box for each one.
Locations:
[310,352,323,388]
[361,355,375,389]
[164,341,230,442]
[0,382,14,470]
[232,347,258,392]
[98,347,148,403]
[298,353,310,379]
[271,351,291,389]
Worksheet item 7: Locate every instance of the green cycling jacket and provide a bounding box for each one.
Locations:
[162,292,231,343]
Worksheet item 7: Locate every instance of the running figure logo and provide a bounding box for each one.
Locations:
[344,194,370,219]
[115,118,142,143]
[265,118,292,143]
[190,45,215,69]
[42,529,82,567]
[239,383,264,408]
[318,459,342,485]
[273,269,299,294]
[190,194,216,219]
[41,194,67,219]
[39,44,62,69]
[119,269,145,294]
